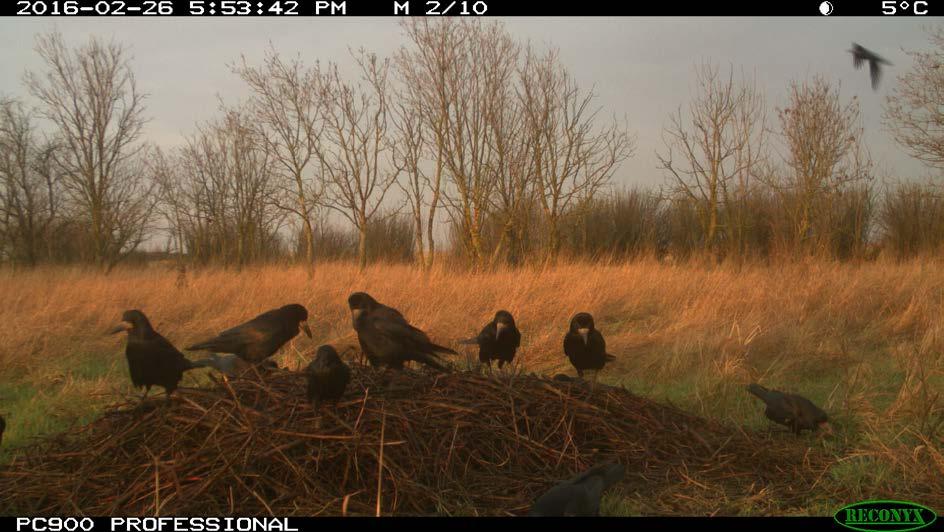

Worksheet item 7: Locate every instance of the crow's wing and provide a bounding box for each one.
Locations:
[870,60,882,89]
[187,309,284,353]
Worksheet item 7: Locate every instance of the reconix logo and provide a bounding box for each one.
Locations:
[835,500,938,532]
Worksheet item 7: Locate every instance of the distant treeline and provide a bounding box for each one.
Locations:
[2,22,943,270]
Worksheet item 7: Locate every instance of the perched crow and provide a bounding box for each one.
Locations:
[0,414,5,446]
[747,383,832,435]
[849,43,892,90]
[348,292,458,371]
[458,310,521,369]
[348,295,406,366]
[306,345,352,408]
[109,310,205,402]
[186,304,312,363]
[191,353,278,377]
[529,462,626,516]
[563,313,615,380]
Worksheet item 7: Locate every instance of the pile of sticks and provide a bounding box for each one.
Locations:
[0,365,831,515]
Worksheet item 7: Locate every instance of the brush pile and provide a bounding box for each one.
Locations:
[0,365,832,516]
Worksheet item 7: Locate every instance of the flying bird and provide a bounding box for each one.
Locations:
[186,304,312,364]
[746,383,832,435]
[306,345,352,408]
[529,462,626,516]
[348,292,458,371]
[563,312,615,381]
[849,43,892,90]
[109,310,207,402]
[458,310,521,369]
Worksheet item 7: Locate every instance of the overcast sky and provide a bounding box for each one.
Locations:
[0,17,937,191]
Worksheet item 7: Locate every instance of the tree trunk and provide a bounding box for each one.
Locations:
[358,225,368,271]
[302,217,316,276]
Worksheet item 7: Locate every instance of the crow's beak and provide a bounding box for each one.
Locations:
[578,328,589,345]
[301,321,312,339]
[495,322,507,339]
[351,308,364,322]
[107,321,132,335]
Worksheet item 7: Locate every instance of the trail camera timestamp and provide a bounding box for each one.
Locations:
[14,0,489,15]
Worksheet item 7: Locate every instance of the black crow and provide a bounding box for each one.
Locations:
[747,383,832,435]
[458,310,521,369]
[563,313,615,380]
[348,292,458,371]
[306,345,352,408]
[529,462,626,516]
[0,414,5,446]
[109,310,206,402]
[849,43,892,90]
[186,304,312,363]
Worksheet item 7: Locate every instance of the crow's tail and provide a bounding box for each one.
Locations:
[413,352,451,372]
[430,342,459,356]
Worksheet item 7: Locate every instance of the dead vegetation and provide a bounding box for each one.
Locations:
[0,365,838,516]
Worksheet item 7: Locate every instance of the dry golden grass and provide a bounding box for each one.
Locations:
[0,258,942,512]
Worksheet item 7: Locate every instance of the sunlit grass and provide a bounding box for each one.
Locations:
[0,258,942,513]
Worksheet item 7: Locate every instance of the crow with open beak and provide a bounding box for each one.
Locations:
[185,304,312,364]
[458,310,521,369]
[109,309,205,403]
[348,291,458,371]
[563,312,615,381]
[747,383,833,436]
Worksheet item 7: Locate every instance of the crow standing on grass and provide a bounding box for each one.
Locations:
[306,345,352,408]
[109,310,209,402]
[849,43,892,90]
[185,304,312,364]
[746,383,833,436]
[458,310,521,369]
[348,292,458,371]
[529,462,626,516]
[563,313,615,381]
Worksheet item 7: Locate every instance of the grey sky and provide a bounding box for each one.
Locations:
[0,17,937,191]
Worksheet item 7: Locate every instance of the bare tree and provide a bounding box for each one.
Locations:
[233,48,324,273]
[391,93,430,268]
[520,46,635,261]
[885,26,944,173]
[24,32,154,270]
[178,107,284,266]
[398,19,522,268]
[148,146,187,257]
[487,72,534,266]
[0,98,61,266]
[773,76,872,255]
[394,19,462,270]
[315,50,401,270]
[657,63,767,257]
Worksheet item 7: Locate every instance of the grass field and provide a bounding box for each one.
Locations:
[0,259,942,515]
